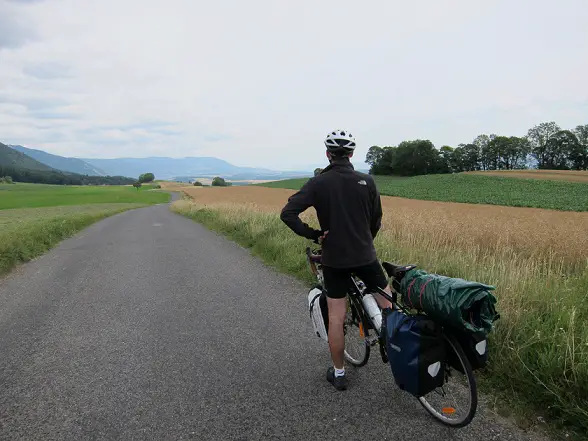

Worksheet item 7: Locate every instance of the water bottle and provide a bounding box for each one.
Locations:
[362,293,382,332]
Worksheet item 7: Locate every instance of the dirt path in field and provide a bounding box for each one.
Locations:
[465,170,588,183]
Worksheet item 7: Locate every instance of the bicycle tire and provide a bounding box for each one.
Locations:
[418,332,478,428]
[343,295,371,367]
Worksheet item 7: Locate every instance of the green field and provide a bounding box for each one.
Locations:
[0,183,170,274]
[260,174,588,211]
[0,183,169,209]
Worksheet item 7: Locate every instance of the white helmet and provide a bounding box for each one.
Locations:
[324,130,356,152]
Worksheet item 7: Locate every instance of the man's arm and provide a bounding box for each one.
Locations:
[370,181,383,239]
[280,180,322,243]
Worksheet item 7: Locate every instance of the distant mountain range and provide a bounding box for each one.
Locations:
[2,142,370,182]
[0,142,316,181]
[86,158,367,181]
[79,156,312,181]
[9,145,107,176]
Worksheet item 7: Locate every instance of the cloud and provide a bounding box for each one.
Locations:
[28,110,79,120]
[203,134,232,143]
[0,0,587,170]
[0,94,69,111]
[0,3,37,49]
[22,97,69,111]
[22,61,71,79]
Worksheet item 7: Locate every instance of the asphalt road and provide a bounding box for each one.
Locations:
[0,200,550,441]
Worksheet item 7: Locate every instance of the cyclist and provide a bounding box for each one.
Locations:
[280,130,394,391]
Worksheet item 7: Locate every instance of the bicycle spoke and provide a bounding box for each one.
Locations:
[418,334,477,427]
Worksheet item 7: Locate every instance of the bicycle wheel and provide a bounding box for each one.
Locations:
[418,332,478,428]
[343,296,370,367]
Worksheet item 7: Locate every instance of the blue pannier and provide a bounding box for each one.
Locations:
[381,308,446,397]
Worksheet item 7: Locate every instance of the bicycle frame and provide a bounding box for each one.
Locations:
[307,247,414,360]
[306,246,398,336]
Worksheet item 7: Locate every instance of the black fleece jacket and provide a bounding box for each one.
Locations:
[280,159,383,268]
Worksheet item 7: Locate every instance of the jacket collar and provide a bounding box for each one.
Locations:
[321,159,354,174]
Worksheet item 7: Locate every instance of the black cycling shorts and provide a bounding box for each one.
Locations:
[322,260,388,299]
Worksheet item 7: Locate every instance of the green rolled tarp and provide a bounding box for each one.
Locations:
[398,269,499,336]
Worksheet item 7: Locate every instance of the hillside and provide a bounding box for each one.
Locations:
[0,143,136,185]
[260,173,588,211]
[0,142,56,171]
[9,145,106,176]
[80,156,311,181]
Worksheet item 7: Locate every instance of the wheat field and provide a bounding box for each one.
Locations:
[180,186,588,266]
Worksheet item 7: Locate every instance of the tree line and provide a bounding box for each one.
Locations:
[193,177,232,187]
[0,165,137,186]
[366,121,588,176]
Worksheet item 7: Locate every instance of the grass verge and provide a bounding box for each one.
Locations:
[0,204,144,275]
[172,199,588,440]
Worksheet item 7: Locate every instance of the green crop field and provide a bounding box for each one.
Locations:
[0,183,169,210]
[0,183,170,274]
[260,174,588,211]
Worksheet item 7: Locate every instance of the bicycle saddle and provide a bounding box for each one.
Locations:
[382,262,417,280]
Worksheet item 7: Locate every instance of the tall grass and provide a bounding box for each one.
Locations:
[172,199,588,437]
[0,204,144,275]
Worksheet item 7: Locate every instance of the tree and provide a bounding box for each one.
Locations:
[0,165,136,186]
[374,147,398,175]
[543,130,581,170]
[133,181,142,190]
[528,122,561,169]
[507,136,532,170]
[366,146,392,174]
[473,134,492,170]
[483,136,530,170]
[139,173,155,183]
[439,146,456,172]
[366,146,384,170]
[211,176,231,187]
[450,146,466,172]
[461,143,482,171]
[572,125,588,170]
[0,176,13,184]
[193,181,203,186]
[390,140,446,176]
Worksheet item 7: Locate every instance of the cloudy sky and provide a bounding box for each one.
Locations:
[0,0,586,170]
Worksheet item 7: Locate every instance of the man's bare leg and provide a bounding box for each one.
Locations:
[374,284,394,310]
[327,297,347,369]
